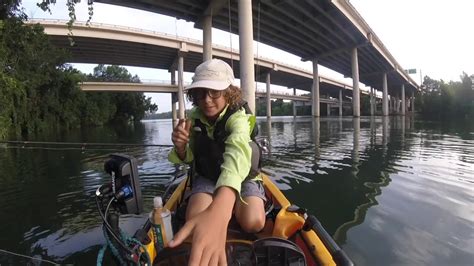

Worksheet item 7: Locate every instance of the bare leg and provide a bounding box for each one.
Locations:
[186,192,213,220]
[234,196,265,233]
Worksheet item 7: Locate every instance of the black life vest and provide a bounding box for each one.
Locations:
[192,102,261,182]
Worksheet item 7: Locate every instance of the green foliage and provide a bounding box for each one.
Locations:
[37,0,94,45]
[85,64,157,123]
[0,15,73,138]
[1,0,25,20]
[256,99,312,116]
[418,73,474,120]
[0,15,157,140]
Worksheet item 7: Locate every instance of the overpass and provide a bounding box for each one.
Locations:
[89,0,418,118]
[80,81,353,116]
[32,19,390,117]
[33,19,354,97]
[32,18,369,117]
[32,0,416,117]
[80,81,349,103]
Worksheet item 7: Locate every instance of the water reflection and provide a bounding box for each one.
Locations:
[263,117,473,265]
[312,117,320,160]
[0,117,472,265]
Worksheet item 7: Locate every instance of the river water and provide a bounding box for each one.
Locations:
[0,116,472,265]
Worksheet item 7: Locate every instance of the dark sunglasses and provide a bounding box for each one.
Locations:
[191,89,223,100]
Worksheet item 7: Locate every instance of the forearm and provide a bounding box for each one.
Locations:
[176,147,186,161]
[210,186,236,221]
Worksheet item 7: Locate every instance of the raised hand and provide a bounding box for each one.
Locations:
[171,119,192,160]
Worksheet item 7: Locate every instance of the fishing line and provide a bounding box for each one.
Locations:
[228,0,233,69]
[0,248,59,265]
[0,140,173,147]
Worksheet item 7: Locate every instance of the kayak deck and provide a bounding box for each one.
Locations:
[143,174,350,266]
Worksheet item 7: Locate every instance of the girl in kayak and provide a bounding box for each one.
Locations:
[168,59,265,265]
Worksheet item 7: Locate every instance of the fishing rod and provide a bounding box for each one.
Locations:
[0,140,173,147]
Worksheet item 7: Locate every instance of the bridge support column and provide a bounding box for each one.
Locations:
[374,91,378,114]
[203,15,212,61]
[312,59,320,117]
[370,87,375,116]
[389,96,393,114]
[394,96,398,114]
[266,72,271,118]
[293,88,297,117]
[392,95,398,115]
[393,96,398,114]
[239,0,255,114]
[351,47,360,117]
[171,70,177,127]
[339,89,343,116]
[382,73,389,116]
[177,54,185,119]
[397,94,401,114]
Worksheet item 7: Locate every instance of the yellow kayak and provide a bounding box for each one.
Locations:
[142,174,353,266]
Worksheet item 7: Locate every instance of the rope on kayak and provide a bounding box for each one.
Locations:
[96,244,107,266]
[0,248,59,265]
[96,224,151,266]
[97,225,126,266]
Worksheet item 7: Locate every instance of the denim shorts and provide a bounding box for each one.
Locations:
[188,176,266,201]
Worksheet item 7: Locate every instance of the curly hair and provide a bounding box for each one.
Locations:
[187,85,242,109]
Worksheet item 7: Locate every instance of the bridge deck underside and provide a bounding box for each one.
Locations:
[95,0,417,93]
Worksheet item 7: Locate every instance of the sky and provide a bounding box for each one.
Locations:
[21,0,474,113]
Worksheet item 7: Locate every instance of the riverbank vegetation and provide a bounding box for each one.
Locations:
[0,4,156,140]
[417,73,473,120]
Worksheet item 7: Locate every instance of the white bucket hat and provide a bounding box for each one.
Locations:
[185,59,235,91]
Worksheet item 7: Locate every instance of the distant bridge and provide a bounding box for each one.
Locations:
[80,81,351,104]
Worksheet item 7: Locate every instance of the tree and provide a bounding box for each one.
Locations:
[418,73,474,120]
[0,7,157,139]
[86,64,157,123]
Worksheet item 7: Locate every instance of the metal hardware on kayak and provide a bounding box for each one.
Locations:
[256,137,270,154]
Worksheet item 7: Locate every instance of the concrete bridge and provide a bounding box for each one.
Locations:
[30,0,417,119]
[32,19,362,117]
[90,0,419,118]
[80,81,352,116]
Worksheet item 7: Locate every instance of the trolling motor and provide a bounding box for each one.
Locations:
[95,154,151,265]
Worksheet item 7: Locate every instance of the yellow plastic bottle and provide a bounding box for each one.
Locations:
[151,196,173,250]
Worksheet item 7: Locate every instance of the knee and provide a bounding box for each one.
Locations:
[239,214,265,233]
